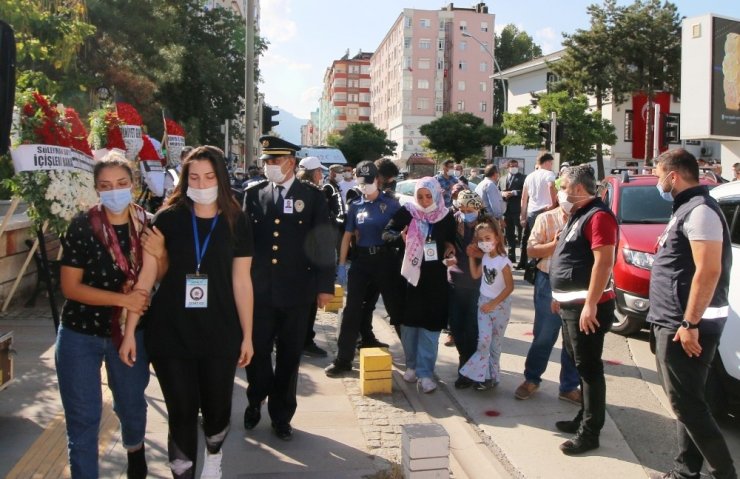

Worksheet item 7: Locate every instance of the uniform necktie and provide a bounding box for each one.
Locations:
[275,185,284,211]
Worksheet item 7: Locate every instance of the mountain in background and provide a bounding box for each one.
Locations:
[273,108,306,145]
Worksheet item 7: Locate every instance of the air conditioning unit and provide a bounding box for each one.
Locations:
[700,146,713,156]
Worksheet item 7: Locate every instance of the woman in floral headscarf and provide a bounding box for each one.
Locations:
[383,177,456,393]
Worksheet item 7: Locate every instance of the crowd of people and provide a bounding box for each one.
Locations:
[54,137,735,478]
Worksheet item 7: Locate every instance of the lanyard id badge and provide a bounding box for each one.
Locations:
[185,274,208,308]
[283,198,294,214]
[424,241,438,261]
[187,211,218,308]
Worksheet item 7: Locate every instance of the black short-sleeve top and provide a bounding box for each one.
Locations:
[60,211,134,337]
[145,205,253,359]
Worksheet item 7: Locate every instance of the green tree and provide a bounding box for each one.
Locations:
[327,123,397,166]
[503,91,617,166]
[494,25,542,124]
[420,113,503,164]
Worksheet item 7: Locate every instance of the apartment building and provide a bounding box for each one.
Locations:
[371,3,495,163]
[315,51,373,143]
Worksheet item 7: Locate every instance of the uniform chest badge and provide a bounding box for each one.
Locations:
[295,199,305,212]
[379,203,387,213]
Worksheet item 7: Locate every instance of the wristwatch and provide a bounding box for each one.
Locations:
[680,319,699,329]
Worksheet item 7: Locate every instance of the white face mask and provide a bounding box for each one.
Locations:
[265,164,287,184]
[421,203,437,213]
[343,172,353,180]
[358,182,378,195]
[478,241,495,253]
[509,167,519,175]
[557,190,573,214]
[453,170,462,177]
[187,186,218,205]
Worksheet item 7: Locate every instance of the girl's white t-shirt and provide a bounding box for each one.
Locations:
[479,254,512,299]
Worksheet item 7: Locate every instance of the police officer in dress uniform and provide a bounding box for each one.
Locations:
[325,161,405,376]
[242,136,335,441]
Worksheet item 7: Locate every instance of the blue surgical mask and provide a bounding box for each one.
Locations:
[463,212,478,223]
[656,174,674,202]
[99,187,132,214]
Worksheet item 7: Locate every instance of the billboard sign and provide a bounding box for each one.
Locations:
[711,17,740,137]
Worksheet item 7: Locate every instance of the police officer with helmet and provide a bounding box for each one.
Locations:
[242,136,335,441]
[325,161,405,377]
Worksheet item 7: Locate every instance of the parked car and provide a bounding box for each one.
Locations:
[707,180,740,419]
[600,171,717,335]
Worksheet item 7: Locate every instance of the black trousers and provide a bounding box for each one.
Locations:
[247,301,311,426]
[560,299,614,438]
[336,251,403,364]
[519,209,545,267]
[151,356,237,478]
[653,324,737,479]
[504,213,522,263]
[448,286,479,373]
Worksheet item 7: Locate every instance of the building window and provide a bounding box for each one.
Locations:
[546,72,560,92]
[458,61,467,71]
[480,42,489,52]
[481,22,489,32]
[417,97,429,109]
[405,16,412,28]
[438,39,444,50]
[457,100,465,111]
[418,58,431,69]
[403,99,411,111]
[458,81,466,91]
[404,56,412,69]
[419,39,431,49]
[420,18,431,28]
[348,107,358,117]
[348,93,359,102]
[404,37,411,48]
[460,41,467,51]
[403,77,412,89]
[624,110,633,142]
[439,19,446,30]
[480,81,487,92]
[437,59,444,70]
[418,79,429,89]
[480,102,487,112]
[459,20,467,31]
[479,62,488,72]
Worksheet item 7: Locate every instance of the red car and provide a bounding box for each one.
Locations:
[600,171,717,335]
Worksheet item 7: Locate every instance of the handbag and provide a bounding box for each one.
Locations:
[523,258,540,285]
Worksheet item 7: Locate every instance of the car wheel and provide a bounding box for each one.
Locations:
[611,310,644,336]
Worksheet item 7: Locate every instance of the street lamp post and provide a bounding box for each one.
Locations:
[462,31,507,157]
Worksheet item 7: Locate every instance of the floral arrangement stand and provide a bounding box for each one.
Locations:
[1,220,49,314]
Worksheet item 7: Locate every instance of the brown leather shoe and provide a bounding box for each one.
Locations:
[514,380,539,400]
[558,389,582,405]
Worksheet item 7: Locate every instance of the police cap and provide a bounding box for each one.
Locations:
[259,135,301,160]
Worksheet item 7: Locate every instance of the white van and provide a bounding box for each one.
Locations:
[295,146,347,166]
[708,180,740,419]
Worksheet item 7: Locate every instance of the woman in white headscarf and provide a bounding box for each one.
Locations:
[383,177,456,393]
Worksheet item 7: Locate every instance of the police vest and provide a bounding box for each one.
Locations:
[646,186,732,334]
[549,198,616,303]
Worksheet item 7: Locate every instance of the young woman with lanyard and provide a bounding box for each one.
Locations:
[383,177,456,393]
[57,152,161,478]
[325,160,405,377]
[120,146,254,479]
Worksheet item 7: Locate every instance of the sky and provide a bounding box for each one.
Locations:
[259,0,740,123]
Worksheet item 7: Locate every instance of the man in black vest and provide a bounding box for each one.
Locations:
[498,159,526,263]
[549,165,618,455]
[647,149,735,479]
[242,136,336,441]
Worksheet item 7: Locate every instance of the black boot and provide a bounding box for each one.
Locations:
[127,445,148,479]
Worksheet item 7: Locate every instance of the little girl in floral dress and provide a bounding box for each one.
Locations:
[460,220,514,391]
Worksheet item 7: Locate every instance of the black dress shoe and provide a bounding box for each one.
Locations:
[559,434,599,455]
[454,376,473,389]
[272,423,293,441]
[357,339,389,349]
[243,405,261,430]
[303,342,328,357]
[324,360,352,377]
[555,419,580,434]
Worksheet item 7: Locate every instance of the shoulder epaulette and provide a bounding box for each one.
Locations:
[299,179,323,191]
[246,179,269,191]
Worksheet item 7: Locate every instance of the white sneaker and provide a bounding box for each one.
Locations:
[403,368,417,383]
[419,377,437,393]
[200,449,222,479]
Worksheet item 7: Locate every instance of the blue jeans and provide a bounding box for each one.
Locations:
[401,326,441,379]
[56,325,150,479]
[524,270,580,393]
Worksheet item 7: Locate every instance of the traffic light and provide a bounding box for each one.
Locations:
[538,120,551,150]
[261,104,279,134]
[662,113,679,146]
[555,122,565,152]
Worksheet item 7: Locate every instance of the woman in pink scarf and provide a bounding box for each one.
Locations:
[383,177,456,393]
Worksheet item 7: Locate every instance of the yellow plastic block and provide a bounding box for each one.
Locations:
[322,304,341,313]
[360,347,392,372]
[360,369,392,381]
[361,377,392,395]
[334,284,344,297]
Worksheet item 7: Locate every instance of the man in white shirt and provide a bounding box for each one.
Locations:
[474,164,505,221]
[517,152,557,269]
[337,165,357,205]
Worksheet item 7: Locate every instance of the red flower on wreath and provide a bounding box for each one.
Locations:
[165,119,186,137]
[139,134,160,161]
[105,112,126,150]
[18,90,72,147]
[116,102,143,126]
[65,108,93,155]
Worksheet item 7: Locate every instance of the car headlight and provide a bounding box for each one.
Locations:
[622,248,654,270]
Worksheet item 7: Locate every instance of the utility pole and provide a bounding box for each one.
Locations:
[244,0,255,168]
[550,112,557,154]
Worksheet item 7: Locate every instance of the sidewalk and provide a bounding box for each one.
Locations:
[0,299,502,478]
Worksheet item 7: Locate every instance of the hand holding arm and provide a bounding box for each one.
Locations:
[119,251,159,367]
